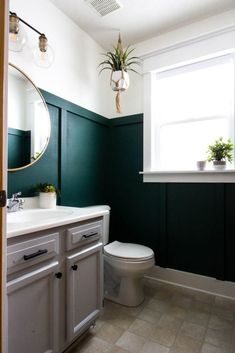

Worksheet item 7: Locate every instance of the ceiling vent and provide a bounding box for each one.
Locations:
[85,0,123,17]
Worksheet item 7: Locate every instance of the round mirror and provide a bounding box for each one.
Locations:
[8,63,51,171]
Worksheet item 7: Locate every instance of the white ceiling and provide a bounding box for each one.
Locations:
[50,0,235,49]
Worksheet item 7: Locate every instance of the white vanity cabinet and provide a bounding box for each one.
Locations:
[66,242,103,341]
[6,215,105,353]
[7,261,60,353]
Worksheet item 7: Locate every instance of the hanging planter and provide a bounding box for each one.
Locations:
[99,33,140,114]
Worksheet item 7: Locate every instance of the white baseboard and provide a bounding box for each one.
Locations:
[145,266,235,300]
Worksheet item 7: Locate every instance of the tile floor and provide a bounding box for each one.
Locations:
[68,279,235,353]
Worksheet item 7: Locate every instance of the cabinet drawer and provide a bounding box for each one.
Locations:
[7,233,59,272]
[66,220,102,251]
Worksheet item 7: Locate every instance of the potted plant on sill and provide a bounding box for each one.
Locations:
[98,33,140,113]
[207,137,233,169]
[35,182,60,209]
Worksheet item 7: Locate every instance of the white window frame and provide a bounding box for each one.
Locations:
[141,27,235,183]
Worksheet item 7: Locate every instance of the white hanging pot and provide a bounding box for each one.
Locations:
[39,192,57,209]
[110,70,130,92]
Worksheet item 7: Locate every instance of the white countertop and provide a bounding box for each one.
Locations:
[7,205,110,238]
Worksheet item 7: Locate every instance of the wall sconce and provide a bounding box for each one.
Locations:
[9,11,54,68]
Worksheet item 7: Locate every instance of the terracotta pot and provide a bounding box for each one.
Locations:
[110,70,130,92]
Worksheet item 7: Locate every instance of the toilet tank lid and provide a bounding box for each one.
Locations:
[104,241,154,260]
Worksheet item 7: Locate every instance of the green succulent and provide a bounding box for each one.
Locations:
[98,42,140,74]
[34,183,60,196]
[207,137,233,163]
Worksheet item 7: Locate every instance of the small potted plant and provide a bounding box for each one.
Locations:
[207,137,233,169]
[99,33,140,113]
[35,183,60,209]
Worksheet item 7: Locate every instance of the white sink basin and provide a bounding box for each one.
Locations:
[7,208,74,224]
[6,205,110,238]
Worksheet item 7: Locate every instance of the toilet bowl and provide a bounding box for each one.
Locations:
[104,241,155,307]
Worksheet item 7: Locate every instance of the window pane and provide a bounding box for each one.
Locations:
[157,119,230,171]
[155,56,234,123]
[152,54,234,171]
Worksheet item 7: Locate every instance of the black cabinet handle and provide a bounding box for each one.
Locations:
[55,272,63,279]
[82,232,98,239]
[71,264,78,271]
[23,249,48,261]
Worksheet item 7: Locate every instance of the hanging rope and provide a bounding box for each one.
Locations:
[113,33,124,113]
[116,91,121,113]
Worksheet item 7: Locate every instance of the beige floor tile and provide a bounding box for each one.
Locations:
[76,336,111,353]
[102,310,135,330]
[128,318,156,338]
[96,322,124,344]
[171,294,192,309]
[157,313,183,330]
[141,340,170,353]
[204,327,232,349]
[180,321,206,341]
[193,292,215,304]
[166,304,187,320]
[209,314,234,331]
[147,298,171,312]
[66,280,235,353]
[150,325,178,347]
[153,287,174,301]
[211,306,235,321]
[171,334,202,353]
[191,299,212,313]
[186,308,210,326]
[201,342,229,353]
[119,298,149,317]
[107,345,131,353]
[116,331,146,353]
[137,307,162,325]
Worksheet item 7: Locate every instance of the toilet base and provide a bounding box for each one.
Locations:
[105,277,144,307]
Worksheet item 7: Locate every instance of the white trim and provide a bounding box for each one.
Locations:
[145,265,235,300]
[140,170,235,183]
[140,25,235,61]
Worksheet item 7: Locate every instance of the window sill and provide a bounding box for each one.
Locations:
[139,169,235,183]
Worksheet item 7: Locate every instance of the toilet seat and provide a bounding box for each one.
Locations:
[104,241,154,262]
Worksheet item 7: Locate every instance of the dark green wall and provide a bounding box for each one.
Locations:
[108,116,235,283]
[8,91,109,207]
[8,92,235,283]
[8,128,31,169]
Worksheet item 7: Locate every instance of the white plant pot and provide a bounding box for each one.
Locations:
[110,70,130,92]
[213,160,226,170]
[39,192,56,209]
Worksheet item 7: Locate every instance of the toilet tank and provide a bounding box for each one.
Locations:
[102,212,110,245]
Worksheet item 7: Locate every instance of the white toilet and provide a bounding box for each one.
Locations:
[102,213,155,307]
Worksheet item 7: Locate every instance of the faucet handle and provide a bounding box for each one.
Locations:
[12,192,22,199]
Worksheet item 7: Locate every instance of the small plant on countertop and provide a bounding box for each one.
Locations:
[34,183,60,196]
[207,137,233,163]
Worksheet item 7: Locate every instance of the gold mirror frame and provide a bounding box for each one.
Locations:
[8,63,51,172]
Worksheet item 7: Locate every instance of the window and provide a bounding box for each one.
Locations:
[151,53,234,171]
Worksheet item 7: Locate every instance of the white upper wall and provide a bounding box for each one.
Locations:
[9,0,113,118]
[8,3,235,119]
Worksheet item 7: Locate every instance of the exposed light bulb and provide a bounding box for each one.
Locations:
[9,13,27,52]
[33,34,54,68]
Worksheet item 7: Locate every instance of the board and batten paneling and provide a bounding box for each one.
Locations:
[8,94,235,283]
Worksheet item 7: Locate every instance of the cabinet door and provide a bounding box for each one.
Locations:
[66,242,103,342]
[7,261,60,353]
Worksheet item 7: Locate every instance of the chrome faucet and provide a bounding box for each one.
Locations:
[7,192,24,212]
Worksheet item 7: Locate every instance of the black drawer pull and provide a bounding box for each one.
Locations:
[55,272,62,279]
[82,232,98,239]
[23,249,48,261]
[72,264,78,271]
